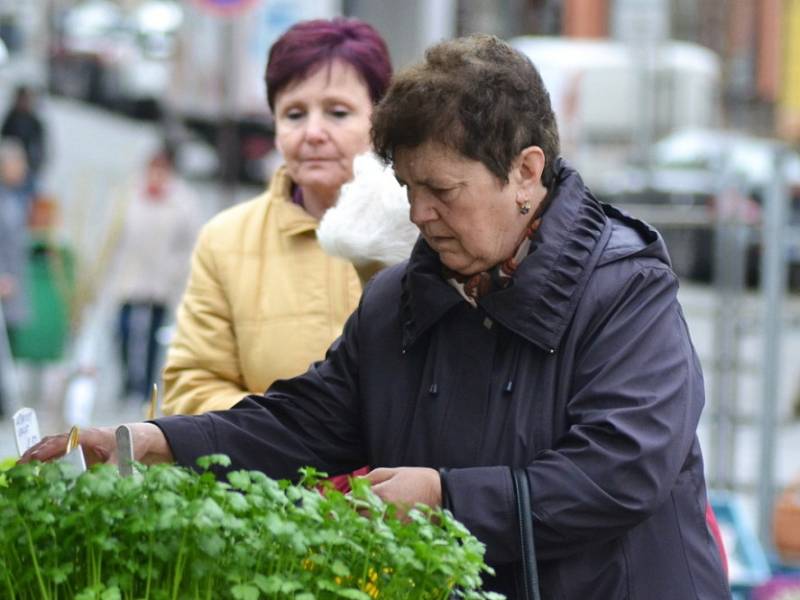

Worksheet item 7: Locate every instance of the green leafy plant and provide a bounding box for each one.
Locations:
[0,456,502,600]
[0,456,16,488]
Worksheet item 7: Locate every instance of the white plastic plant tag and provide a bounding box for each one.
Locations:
[59,426,87,476]
[115,425,134,477]
[12,407,41,456]
[60,446,87,475]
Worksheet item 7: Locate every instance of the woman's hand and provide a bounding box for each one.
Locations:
[19,423,174,466]
[363,467,442,514]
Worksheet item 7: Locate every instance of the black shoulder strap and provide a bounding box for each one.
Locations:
[512,468,542,600]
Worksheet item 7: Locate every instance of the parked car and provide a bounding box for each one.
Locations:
[47,0,181,116]
[595,128,800,285]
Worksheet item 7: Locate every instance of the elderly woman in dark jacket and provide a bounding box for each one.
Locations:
[25,35,729,599]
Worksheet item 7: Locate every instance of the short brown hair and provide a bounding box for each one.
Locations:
[371,35,560,188]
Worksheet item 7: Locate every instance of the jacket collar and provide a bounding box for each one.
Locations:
[401,159,610,352]
[400,239,465,351]
[269,167,320,237]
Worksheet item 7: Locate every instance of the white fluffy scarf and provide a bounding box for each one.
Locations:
[317,152,419,270]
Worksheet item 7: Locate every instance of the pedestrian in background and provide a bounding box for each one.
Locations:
[1,86,47,193]
[0,140,31,415]
[7,196,76,411]
[160,18,393,416]
[0,136,32,212]
[106,146,199,404]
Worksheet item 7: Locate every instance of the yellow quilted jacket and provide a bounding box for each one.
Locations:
[161,167,362,415]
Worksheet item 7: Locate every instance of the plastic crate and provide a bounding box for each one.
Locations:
[752,574,800,600]
[710,491,772,597]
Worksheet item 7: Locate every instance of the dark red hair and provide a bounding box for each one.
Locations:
[265,18,392,111]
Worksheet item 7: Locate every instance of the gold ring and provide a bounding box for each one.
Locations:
[66,426,80,453]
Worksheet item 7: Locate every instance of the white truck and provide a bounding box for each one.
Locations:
[510,36,722,188]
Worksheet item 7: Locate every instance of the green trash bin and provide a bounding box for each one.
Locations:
[9,235,75,363]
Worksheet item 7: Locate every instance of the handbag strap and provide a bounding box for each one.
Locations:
[512,467,542,600]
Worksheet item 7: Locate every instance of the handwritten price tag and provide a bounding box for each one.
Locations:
[13,407,41,456]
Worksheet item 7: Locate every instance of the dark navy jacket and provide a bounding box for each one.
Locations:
[157,162,730,599]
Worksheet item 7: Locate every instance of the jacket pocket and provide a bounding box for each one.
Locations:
[670,472,730,599]
[552,539,629,599]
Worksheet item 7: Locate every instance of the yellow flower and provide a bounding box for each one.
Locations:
[364,581,380,598]
[360,567,381,598]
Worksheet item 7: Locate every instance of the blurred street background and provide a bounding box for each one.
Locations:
[1,0,800,595]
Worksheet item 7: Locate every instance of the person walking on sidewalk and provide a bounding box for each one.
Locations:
[1,86,47,193]
[107,146,200,404]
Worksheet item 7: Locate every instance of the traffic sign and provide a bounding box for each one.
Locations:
[192,0,260,17]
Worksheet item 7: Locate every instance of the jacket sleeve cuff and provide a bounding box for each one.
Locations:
[439,465,518,565]
[439,468,453,512]
[150,415,217,472]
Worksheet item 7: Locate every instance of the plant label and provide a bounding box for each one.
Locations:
[60,446,87,475]
[116,425,134,477]
[12,407,41,456]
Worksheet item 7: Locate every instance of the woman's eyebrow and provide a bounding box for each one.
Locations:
[419,177,458,188]
[320,93,357,105]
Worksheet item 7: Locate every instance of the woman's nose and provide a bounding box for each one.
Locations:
[303,112,328,143]
[409,191,436,225]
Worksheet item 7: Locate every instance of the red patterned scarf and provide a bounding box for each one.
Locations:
[444,216,543,306]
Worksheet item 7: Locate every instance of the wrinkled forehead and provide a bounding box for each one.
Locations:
[394,141,480,185]
[394,142,452,173]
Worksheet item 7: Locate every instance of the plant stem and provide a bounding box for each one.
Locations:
[170,530,189,600]
[144,539,154,600]
[2,562,16,600]
[21,520,50,600]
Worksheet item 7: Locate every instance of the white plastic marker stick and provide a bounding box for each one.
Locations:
[13,407,41,456]
[60,425,87,474]
[115,425,134,477]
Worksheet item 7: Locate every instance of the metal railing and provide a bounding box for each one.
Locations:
[609,153,799,548]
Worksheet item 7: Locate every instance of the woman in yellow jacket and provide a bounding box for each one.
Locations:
[161,18,392,416]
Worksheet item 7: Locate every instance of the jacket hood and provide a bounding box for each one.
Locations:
[401,159,671,352]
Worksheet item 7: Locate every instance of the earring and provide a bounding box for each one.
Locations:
[519,201,531,215]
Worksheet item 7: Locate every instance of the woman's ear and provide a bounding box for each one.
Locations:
[513,146,548,213]
[516,146,546,190]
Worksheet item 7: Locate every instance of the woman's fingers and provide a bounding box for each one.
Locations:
[363,467,397,484]
[363,467,442,510]
[18,427,116,466]
[19,433,68,463]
